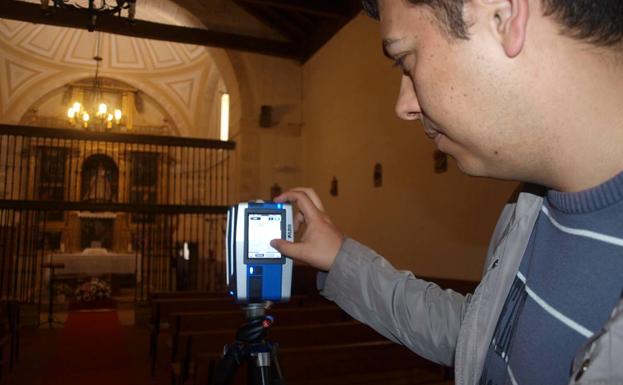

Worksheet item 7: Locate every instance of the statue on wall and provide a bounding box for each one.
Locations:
[83,162,113,202]
[81,154,119,203]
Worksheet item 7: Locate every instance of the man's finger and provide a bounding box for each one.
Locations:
[289,187,325,211]
[294,212,305,232]
[274,191,321,222]
[270,239,305,260]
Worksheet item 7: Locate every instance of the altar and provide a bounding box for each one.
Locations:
[45,248,140,283]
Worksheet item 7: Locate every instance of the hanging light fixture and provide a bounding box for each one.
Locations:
[67,32,124,130]
[41,0,137,32]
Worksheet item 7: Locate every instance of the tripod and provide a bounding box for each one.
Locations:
[211,304,286,385]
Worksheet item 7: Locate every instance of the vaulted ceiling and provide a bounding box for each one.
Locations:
[0,0,364,62]
[0,0,365,138]
[0,18,219,135]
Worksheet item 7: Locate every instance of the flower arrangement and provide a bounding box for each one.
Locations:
[74,277,112,302]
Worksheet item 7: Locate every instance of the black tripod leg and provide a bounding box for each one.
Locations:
[249,352,271,385]
[269,344,286,385]
[257,365,271,385]
[212,344,244,385]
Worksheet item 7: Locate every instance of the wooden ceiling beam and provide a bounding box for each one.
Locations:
[286,10,317,32]
[0,0,303,60]
[300,0,362,61]
[235,2,307,42]
[236,0,346,19]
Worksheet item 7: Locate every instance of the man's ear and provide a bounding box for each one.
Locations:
[484,0,529,57]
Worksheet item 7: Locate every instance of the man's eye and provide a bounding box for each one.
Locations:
[393,55,410,76]
[392,56,412,77]
[392,56,405,68]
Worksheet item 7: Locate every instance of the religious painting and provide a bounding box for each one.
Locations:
[43,231,62,251]
[129,151,158,223]
[37,146,67,221]
[80,218,114,249]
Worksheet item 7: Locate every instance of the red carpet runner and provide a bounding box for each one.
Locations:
[42,310,146,385]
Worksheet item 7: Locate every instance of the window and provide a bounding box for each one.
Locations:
[220,93,230,141]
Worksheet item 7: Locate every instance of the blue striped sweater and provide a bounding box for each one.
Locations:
[480,171,623,385]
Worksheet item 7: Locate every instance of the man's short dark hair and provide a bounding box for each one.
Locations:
[362,0,469,39]
[361,0,623,47]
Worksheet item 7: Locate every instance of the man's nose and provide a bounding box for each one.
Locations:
[395,75,421,120]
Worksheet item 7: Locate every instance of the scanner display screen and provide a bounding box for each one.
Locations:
[247,214,282,259]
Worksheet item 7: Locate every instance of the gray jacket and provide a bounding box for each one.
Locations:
[320,190,623,385]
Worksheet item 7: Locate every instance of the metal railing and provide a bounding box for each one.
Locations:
[0,124,235,303]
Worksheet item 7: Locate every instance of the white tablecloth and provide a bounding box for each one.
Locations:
[45,250,139,281]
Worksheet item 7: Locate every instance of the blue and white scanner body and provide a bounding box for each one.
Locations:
[226,201,293,304]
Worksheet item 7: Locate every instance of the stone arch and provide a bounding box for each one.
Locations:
[9,50,243,141]
[1,0,245,141]
[15,73,184,135]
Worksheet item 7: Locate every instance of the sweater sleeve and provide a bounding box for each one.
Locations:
[319,238,470,367]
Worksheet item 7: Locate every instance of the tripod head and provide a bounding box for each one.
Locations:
[236,304,274,344]
[212,303,285,385]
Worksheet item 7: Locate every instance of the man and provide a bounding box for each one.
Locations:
[270,1,623,384]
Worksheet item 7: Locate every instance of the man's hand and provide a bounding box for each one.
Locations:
[270,188,344,271]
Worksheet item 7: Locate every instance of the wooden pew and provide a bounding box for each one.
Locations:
[150,291,228,301]
[149,297,238,374]
[0,300,19,381]
[196,340,444,385]
[151,295,331,342]
[175,321,384,385]
[7,300,19,369]
[149,294,332,374]
[168,305,349,362]
[0,303,9,382]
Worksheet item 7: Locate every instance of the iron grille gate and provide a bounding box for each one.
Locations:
[0,124,235,304]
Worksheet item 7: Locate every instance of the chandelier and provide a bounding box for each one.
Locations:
[41,0,137,32]
[67,32,124,130]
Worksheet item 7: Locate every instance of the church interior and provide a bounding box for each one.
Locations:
[0,0,519,384]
